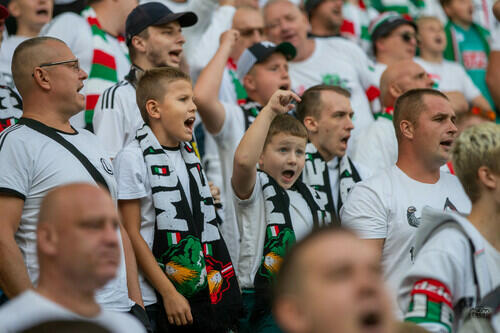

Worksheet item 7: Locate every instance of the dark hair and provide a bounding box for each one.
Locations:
[136,67,191,125]
[296,85,351,123]
[393,88,448,141]
[264,114,308,147]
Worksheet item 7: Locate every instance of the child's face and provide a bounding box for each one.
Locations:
[246,53,291,104]
[418,19,446,53]
[445,0,474,26]
[156,79,196,147]
[259,132,306,189]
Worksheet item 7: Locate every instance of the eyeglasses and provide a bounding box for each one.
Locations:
[238,27,264,37]
[398,32,418,43]
[33,58,81,77]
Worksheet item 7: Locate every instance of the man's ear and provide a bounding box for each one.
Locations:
[303,115,318,133]
[131,34,147,54]
[37,224,58,257]
[7,0,20,18]
[389,83,403,100]
[32,68,52,91]
[243,74,256,92]
[477,166,498,191]
[400,119,415,140]
[145,99,161,120]
[273,295,310,333]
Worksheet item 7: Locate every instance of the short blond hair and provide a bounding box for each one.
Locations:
[452,123,500,202]
[136,67,191,125]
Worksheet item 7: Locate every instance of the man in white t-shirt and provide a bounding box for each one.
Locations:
[352,60,433,173]
[194,37,296,266]
[341,89,472,319]
[0,4,22,133]
[263,0,380,154]
[398,122,500,332]
[41,0,136,130]
[0,37,144,318]
[0,0,52,89]
[93,2,197,159]
[296,85,371,221]
[0,184,146,333]
[415,16,492,112]
[369,12,417,84]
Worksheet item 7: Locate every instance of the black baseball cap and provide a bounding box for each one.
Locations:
[369,12,417,43]
[237,41,296,81]
[125,2,198,45]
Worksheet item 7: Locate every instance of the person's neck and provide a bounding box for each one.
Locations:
[376,54,399,66]
[246,91,266,106]
[396,147,441,184]
[310,21,340,37]
[92,3,121,36]
[37,275,100,317]
[311,137,336,162]
[420,49,443,63]
[452,19,472,30]
[133,57,154,71]
[468,198,500,252]
[22,103,75,133]
[16,24,42,38]
[150,122,181,148]
[293,38,315,62]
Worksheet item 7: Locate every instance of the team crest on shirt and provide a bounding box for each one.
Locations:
[100,158,114,175]
[321,73,351,92]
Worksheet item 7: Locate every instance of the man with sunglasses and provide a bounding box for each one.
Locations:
[369,12,418,86]
[0,37,148,328]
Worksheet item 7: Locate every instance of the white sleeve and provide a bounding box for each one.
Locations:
[113,146,148,200]
[212,102,243,150]
[232,174,262,240]
[0,129,30,199]
[398,229,470,333]
[340,181,388,239]
[93,86,129,159]
[455,65,482,102]
[187,5,236,81]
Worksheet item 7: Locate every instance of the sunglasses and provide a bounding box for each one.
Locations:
[398,32,418,43]
[238,27,264,37]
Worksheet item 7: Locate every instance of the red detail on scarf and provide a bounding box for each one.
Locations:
[446,161,455,175]
[340,20,356,36]
[365,85,380,101]
[93,49,117,69]
[85,94,99,111]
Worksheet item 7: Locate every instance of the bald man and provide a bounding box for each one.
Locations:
[0,37,143,316]
[352,60,433,173]
[0,184,145,333]
[341,89,471,319]
[274,227,396,333]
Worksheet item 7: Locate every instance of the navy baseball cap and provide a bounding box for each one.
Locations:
[237,41,296,81]
[125,2,198,45]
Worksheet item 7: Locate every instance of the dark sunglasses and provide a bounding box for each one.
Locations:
[398,32,418,43]
[239,27,264,37]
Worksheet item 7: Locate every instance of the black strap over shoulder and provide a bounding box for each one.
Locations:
[18,118,110,192]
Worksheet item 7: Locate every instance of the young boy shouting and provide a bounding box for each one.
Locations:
[232,89,331,332]
[414,16,491,111]
[114,67,241,333]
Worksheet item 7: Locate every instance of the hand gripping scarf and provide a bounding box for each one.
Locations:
[251,170,330,322]
[136,125,241,332]
[82,7,129,132]
[302,142,361,221]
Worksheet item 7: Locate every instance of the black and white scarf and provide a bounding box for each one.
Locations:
[240,98,262,130]
[136,125,241,332]
[302,143,361,221]
[251,171,330,321]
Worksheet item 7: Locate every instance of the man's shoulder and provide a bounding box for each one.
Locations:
[98,309,146,333]
[98,80,134,111]
[42,12,87,34]
[0,123,36,149]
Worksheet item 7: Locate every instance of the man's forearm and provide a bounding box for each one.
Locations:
[0,237,33,298]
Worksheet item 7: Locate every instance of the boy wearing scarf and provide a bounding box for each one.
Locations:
[114,67,241,333]
[232,90,331,332]
[296,85,371,221]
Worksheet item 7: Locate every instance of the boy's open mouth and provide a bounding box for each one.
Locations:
[184,117,195,130]
[282,169,295,182]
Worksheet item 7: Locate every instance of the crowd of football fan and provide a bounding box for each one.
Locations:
[0,0,499,331]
